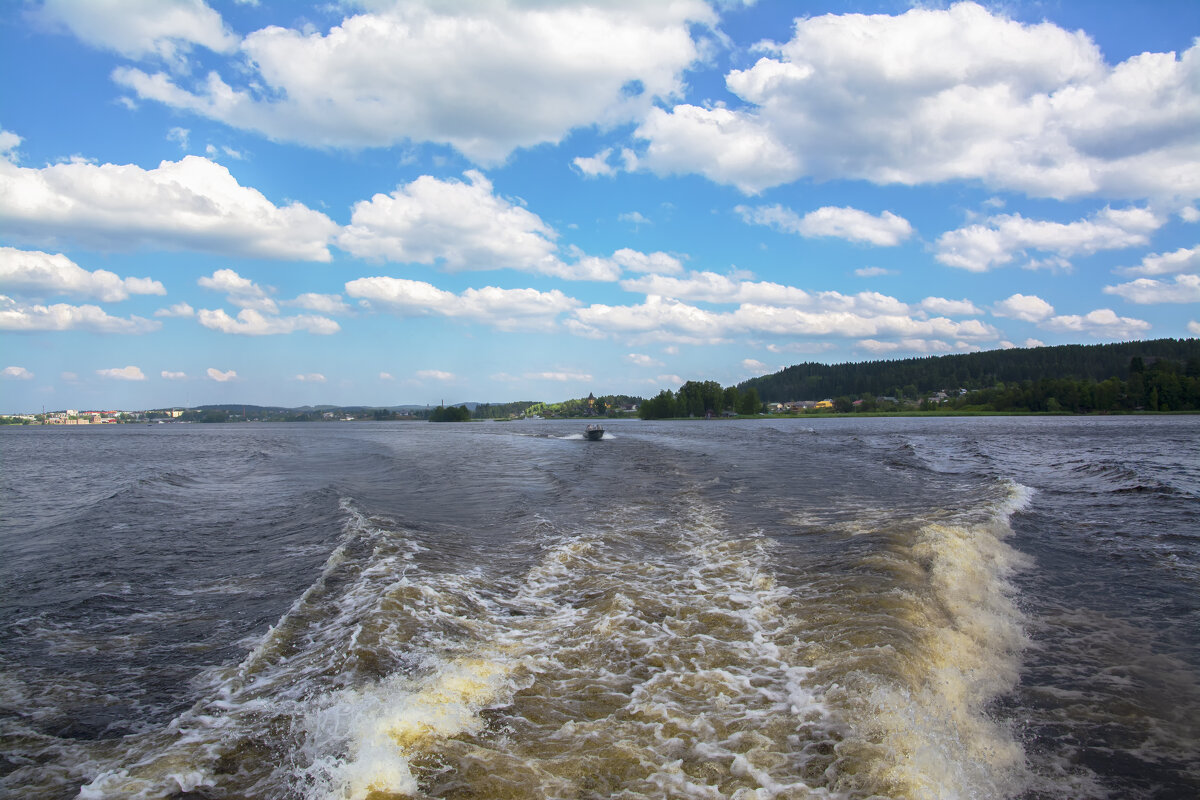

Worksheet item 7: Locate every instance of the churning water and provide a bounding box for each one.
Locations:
[1,417,1197,799]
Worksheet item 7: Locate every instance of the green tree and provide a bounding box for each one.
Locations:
[638,390,678,419]
[723,386,740,413]
[737,387,761,415]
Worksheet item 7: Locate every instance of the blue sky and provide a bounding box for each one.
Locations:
[1,0,1198,412]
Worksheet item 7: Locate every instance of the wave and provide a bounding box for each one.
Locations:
[65,483,1042,800]
[791,481,1035,799]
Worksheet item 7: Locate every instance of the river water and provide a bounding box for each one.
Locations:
[1,417,1197,799]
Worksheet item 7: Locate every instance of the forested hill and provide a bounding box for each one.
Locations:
[738,338,1200,402]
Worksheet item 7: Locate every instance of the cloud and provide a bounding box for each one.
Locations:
[346,276,579,331]
[0,294,161,333]
[96,365,146,381]
[574,147,637,178]
[737,204,913,246]
[634,104,801,194]
[1042,308,1151,338]
[633,3,1200,200]
[0,247,165,301]
[287,293,351,315]
[627,353,664,367]
[1115,245,1200,276]
[573,148,617,178]
[921,297,982,316]
[568,248,682,281]
[293,373,326,383]
[991,293,1055,322]
[855,266,894,277]
[379,372,394,381]
[155,302,195,318]
[415,370,455,381]
[619,211,651,227]
[338,171,561,274]
[528,371,592,382]
[198,268,277,312]
[0,152,337,260]
[620,272,809,306]
[38,0,238,63]
[857,339,955,354]
[197,308,339,336]
[568,288,999,346]
[0,129,20,157]
[936,207,1164,271]
[112,2,714,163]
[207,367,236,382]
[1189,321,1200,336]
[2,366,33,380]
[1103,274,1200,304]
[730,305,998,341]
[620,271,911,316]
[611,248,684,275]
[742,358,768,372]
[161,370,187,379]
[571,295,729,343]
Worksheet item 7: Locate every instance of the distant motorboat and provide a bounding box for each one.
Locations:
[584,424,604,441]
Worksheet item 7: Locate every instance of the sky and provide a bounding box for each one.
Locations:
[1,0,1198,412]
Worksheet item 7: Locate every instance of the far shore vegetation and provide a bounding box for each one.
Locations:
[5,338,1199,425]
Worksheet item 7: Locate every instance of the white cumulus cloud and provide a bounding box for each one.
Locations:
[2,366,33,380]
[737,205,913,246]
[346,276,579,332]
[112,1,714,163]
[0,151,337,261]
[1103,274,1200,304]
[293,373,326,383]
[936,207,1164,271]
[198,268,277,313]
[161,370,187,379]
[207,367,236,382]
[287,293,351,315]
[921,297,982,316]
[1115,245,1200,276]
[338,171,561,274]
[38,0,238,63]
[991,293,1055,322]
[1042,308,1151,338]
[155,302,195,318]
[0,247,165,301]
[627,353,664,367]
[528,371,592,382]
[633,2,1200,201]
[0,294,160,333]
[96,365,146,381]
[197,308,339,336]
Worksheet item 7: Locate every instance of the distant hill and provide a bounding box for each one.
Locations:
[738,338,1200,402]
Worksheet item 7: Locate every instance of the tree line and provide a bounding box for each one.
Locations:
[947,355,1200,412]
[639,381,762,419]
[739,338,1200,403]
[429,404,472,422]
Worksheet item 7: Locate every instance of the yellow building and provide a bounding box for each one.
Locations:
[814,400,834,410]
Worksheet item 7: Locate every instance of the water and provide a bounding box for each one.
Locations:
[0,417,1196,799]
